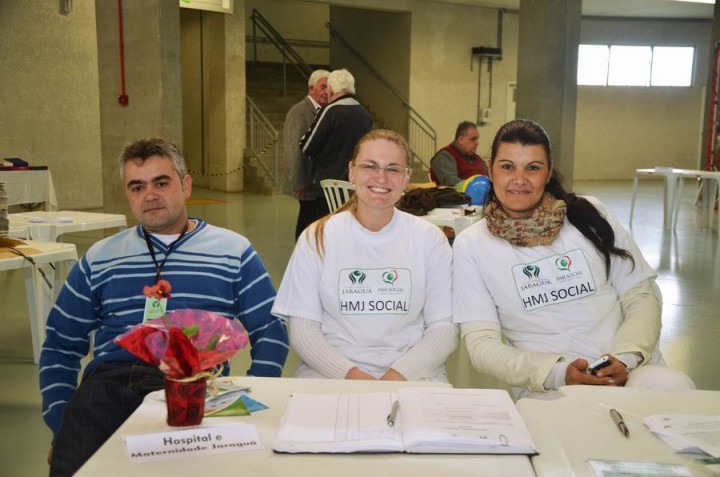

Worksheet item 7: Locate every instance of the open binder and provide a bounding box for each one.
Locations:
[273,387,538,455]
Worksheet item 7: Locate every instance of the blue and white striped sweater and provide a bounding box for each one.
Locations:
[39,219,288,436]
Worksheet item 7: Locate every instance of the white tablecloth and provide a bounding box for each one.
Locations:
[0,169,58,211]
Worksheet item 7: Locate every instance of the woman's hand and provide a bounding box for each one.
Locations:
[345,367,376,380]
[565,356,629,387]
[379,368,407,381]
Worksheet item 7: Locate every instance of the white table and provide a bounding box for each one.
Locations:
[8,210,128,241]
[421,207,484,236]
[517,385,720,477]
[672,169,720,236]
[630,168,678,229]
[0,169,58,211]
[77,377,535,477]
[0,241,78,363]
[630,167,720,233]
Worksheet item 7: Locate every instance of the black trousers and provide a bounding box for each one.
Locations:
[49,361,164,477]
[295,197,330,239]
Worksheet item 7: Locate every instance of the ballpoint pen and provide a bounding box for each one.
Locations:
[610,408,630,437]
[386,400,400,427]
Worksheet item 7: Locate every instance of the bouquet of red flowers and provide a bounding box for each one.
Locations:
[114,308,249,426]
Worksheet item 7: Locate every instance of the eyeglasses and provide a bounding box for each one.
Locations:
[353,162,410,177]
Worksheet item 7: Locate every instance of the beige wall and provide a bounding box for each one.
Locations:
[329,6,411,137]
[408,3,516,158]
[0,1,103,209]
[575,87,704,179]
[575,18,711,180]
[245,0,329,65]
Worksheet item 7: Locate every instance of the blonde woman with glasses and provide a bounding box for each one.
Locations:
[273,129,458,381]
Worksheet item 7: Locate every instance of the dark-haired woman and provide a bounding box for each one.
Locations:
[453,119,694,398]
[273,129,458,381]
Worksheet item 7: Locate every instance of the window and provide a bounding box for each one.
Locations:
[651,47,694,87]
[577,44,694,87]
[577,45,608,86]
[608,46,652,86]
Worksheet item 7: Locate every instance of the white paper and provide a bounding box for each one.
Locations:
[428,208,465,217]
[272,387,536,455]
[399,387,536,454]
[644,415,720,458]
[587,459,692,477]
[273,392,404,453]
[125,423,261,463]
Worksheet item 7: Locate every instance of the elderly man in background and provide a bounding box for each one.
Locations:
[430,120,488,186]
[283,69,330,239]
[299,68,372,228]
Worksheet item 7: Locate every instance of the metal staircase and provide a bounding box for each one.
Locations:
[244,9,438,193]
[245,9,316,194]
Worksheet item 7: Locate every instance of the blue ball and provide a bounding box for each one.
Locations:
[463,175,491,206]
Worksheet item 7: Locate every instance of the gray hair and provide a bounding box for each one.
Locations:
[455,121,477,140]
[308,69,330,87]
[328,69,356,95]
[118,138,186,180]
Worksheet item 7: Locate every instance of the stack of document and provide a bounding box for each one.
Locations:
[273,387,537,455]
[0,181,7,237]
[643,415,720,457]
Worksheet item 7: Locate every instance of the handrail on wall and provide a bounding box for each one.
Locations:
[246,95,278,185]
[250,8,313,95]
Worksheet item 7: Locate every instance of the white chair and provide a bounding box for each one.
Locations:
[320,179,355,212]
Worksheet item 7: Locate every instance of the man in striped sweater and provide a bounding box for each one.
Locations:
[40,138,289,476]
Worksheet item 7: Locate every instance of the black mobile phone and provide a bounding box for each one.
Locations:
[587,356,611,375]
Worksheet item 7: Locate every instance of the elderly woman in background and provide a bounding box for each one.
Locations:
[273,129,458,381]
[453,119,694,398]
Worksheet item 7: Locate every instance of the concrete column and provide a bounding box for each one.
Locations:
[95,0,182,215]
[516,0,580,188]
[180,6,246,192]
[203,9,246,192]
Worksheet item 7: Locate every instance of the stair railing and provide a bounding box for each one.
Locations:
[250,8,313,95]
[326,23,437,172]
[246,95,279,186]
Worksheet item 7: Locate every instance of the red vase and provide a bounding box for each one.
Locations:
[164,376,207,426]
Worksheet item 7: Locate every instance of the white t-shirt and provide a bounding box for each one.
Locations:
[453,197,661,364]
[273,209,453,377]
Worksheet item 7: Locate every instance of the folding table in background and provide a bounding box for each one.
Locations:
[0,241,78,363]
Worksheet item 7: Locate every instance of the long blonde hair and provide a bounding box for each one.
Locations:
[309,128,411,258]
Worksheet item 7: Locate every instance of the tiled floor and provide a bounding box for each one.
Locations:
[1,179,718,476]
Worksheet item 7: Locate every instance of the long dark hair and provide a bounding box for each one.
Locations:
[489,119,633,273]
